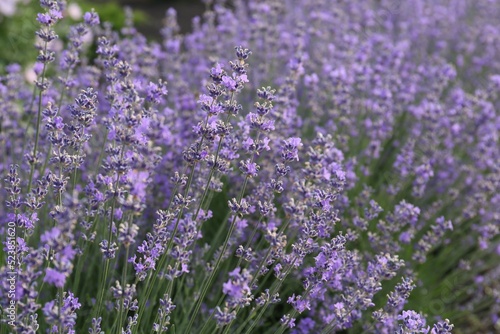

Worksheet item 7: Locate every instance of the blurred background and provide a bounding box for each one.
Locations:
[106,0,206,36]
[0,0,206,67]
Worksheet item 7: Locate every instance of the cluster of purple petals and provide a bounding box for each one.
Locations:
[1,0,499,333]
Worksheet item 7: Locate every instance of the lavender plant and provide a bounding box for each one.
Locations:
[1,0,499,333]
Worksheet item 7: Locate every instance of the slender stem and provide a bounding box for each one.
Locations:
[199,294,226,334]
[137,90,235,332]
[320,296,357,334]
[27,40,49,194]
[140,98,235,332]
[116,245,130,334]
[35,66,70,183]
[240,257,299,334]
[197,126,270,333]
[58,287,64,334]
[92,129,110,175]
[20,85,38,163]
[94,144,125,320]
[73,213,100,293]
[134,164,197,331]
[221,170,288,332]
[204,211,232,261]
[192,115,229,220]
[134,98,218,331]
[273,286,313,334]
[184,170,250,333]
[222,243,274,334]
[94,258,110,318]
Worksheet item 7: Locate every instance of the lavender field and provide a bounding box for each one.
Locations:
[0,0,499,333]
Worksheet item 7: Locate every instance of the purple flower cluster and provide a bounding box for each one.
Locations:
[1,0,499,333]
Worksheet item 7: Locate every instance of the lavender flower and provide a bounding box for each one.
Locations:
[4,0,500,333]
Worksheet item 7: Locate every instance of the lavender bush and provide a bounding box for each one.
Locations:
[1,0,499,333]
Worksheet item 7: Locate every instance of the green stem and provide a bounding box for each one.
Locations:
[273,286,313,334]
[73,214,100,293]
[20,85,38,163]
[221,217,290,333]
[136,93,231,332]
[240,257,298,334]
[94,144,125,320]
[134,164,197,332]
[199,294,226,334]
[27,40,49,194]
[58,287,64,334]
[116,245,130,334]
[184,171,249,332]
[141,102,234,332]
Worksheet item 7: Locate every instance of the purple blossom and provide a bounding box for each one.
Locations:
[210,63,225,82]
[37,13,55,26]
[0,1,498,333]
[43,292,81,333]
[239,159,260,177]
[83,10,100,26]
[146,80,168,104]
[288,294,311,313]
[35,6,62,26]
[222,75,237,91]
[397,310,430,333]
[222,268,251,301]
[431,319,454,334]
[281,137,302,162]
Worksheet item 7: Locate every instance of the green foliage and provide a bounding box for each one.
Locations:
[0,0,147,69]
[0,6,38,69]
[80,1,148,29]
